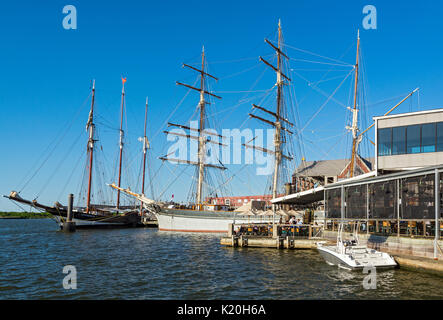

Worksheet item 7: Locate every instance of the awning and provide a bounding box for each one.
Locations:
[271,171,377,205]
[271,186,325,205]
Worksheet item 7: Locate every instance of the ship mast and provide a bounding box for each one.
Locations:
[140,97,149,214]
[116,77,126,209]
[348,30,360,178]
[272,20,284,200]
[160,47,224,209]
[247,20,293,202]
[196,47,206,208]
[86,80,96,213]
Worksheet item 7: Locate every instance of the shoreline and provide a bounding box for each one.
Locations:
[0,212,53,219]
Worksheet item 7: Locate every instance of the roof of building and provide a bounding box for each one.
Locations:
[373,107,443,120]
[272,170,377,205]
[294,157,374,177]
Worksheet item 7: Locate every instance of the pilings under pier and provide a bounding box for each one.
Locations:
[221,223,328,249]
[220,235,329,249]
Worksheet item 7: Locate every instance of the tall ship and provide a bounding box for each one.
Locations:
[5,79,143,228]
[112,21,296,233]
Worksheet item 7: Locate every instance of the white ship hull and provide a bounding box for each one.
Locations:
[155,208,274,233]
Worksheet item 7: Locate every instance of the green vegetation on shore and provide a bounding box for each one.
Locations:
[0,211,53,219]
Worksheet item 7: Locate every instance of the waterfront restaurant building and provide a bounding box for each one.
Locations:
[273,109,443,258]
[376,109,443,173]
[206,195,276,208]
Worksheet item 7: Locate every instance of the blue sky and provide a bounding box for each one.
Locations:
[1,0,442,210]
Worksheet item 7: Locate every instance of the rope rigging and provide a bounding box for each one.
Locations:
[18,92,92,194]
[300,68,355,134]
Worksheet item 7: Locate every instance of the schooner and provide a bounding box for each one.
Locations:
[111,21,295,232]
[5,80,142,228]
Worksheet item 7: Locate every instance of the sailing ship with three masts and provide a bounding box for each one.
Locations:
[6,78,150,228]
[112,20,296,233]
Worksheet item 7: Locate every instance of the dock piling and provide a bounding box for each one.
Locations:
[228,223,233,237]
[62,193,76,232]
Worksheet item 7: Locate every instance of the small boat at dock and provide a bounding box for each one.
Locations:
[317,222,397,270]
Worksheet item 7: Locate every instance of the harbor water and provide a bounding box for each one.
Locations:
[0,219,442,299]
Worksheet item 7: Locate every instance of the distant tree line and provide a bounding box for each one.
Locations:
[0,212,53,219]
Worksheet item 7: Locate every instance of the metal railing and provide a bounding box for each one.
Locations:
[231,223,323,239]
[324,218,443,239]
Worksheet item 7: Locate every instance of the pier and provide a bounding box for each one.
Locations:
[221,223,329,249]
[221,222,443,274]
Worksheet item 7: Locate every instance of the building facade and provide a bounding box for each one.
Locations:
[205,195,276,208]
[290,157,373,194]
[375,108,443,173]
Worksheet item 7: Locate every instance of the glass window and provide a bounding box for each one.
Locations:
[401,175,434,219]
[369,181,396,219]
[326,189,341,218]
[421,123,436,153]
[345,185,367,219]
[406,125,421,154]
[437,122,443,152]
[378,128,392,156]
[392,126,406,155]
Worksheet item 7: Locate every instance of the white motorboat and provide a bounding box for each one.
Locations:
[317,222,397,270]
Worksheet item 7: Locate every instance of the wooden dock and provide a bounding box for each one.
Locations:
[221,235,330,249]
[220,223,330,249]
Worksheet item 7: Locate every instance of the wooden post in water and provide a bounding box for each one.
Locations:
[63,193,76,232]
[228,223,234,237]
